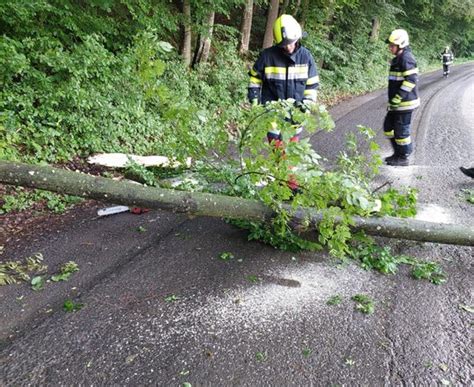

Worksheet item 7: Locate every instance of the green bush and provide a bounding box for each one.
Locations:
[0,30,246,163]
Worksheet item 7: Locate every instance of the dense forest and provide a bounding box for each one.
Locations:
[1,0,472,163]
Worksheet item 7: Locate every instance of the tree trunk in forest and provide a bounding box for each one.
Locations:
[295,0,308,29]
[201,11,214,62]
[318,1,337,69]
[238,0,254,55]
[280,0,290,15]
[369,16,380,42]
[1,160,473,247]
[181,0,192,66]
[294,0,301,15]
[192,11,215,66]
[262,0,279,49]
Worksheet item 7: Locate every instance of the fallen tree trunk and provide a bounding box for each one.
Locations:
[1,160,272,221]
[1,160,473,246]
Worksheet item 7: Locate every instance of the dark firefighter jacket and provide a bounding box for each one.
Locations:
[442,52,453,64]
[248,44,319,105]
[388,46,420,112]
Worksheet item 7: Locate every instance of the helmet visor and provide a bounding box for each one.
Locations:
[278,37,298,47]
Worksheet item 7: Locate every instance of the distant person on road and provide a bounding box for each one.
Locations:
[383,29,420,167]
[441,46,454,78]
[248,14,319,192]
[460,166,474,178]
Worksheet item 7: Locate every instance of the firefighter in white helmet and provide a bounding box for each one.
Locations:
[248,14,319,110]
[383,29,420,166]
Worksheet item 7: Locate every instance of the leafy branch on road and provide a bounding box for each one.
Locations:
[326,295,343,306]
[127,103,420,261]
[352,294,375,314]
[411,261,446,284]
[220,106,419,260]
[1,254,81,289]
[0,253,47,286]
[51,261,80,282]
[349,236,447,284]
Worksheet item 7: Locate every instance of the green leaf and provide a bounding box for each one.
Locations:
[219,252,234,261]
[351,294,375,314]
[51,272,71,282]
[31,276,45,291]
[459,304,474,313]
[0,271,18,286]
[461,189,474,204]
[412,262,446,284]
[51,261,79,282]
[326,295,343,306]
[164,294,179,302]
[246,275,260,283]
[63,299,83,312]
[302,348,312,357]
[358,196,370,210]
[345,358,355,366]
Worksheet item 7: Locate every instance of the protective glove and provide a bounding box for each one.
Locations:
[302,99,316,113]
[294,100,313,114]
[390,94,402,106]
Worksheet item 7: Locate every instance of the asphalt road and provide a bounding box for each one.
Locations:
[1,63,473,385]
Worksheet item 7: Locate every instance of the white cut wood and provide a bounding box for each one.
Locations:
[87,153,192,168]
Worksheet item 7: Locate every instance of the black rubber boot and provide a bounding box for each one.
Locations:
[386,156,410,166]
[384,154,397,163]
[460,167,474,178]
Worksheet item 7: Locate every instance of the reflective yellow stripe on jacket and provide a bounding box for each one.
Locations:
[400,80,416,92]
[388,98,420,111]
[264,65,309,80]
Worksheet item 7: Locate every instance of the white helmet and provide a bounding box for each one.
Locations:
[386,29,409,48]
[273,15,303,46]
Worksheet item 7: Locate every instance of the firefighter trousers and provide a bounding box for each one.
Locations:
[383,110,414,157]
